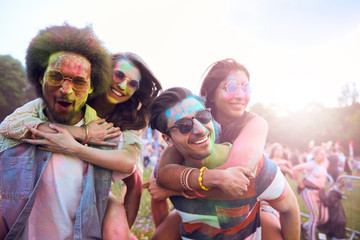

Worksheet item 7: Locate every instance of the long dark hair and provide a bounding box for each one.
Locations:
[105,52,162,131]
[200,58,250,121]
[200,58,254,143]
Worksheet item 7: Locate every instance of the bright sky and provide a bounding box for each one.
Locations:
[1,0,360,112]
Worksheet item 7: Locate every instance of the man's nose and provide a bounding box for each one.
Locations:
[60,79,73,94]
[192,119,207,135]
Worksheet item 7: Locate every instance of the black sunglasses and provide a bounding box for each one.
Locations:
[113,70,140,91]
[166,109,212,135]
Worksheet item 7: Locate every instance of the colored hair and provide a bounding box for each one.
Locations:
[150,87,203,135]
[26,24,112,99]
[105,52,162,131]
[200,58,250,121]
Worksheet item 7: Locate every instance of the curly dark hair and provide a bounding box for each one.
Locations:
[104,52,162,131]
[26,24,112,99]
[200,58,250,121]
[150,87,204,136]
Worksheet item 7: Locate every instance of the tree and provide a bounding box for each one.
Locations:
[337,82,359,107]
[0,55,36,122]
[250,101,360,156]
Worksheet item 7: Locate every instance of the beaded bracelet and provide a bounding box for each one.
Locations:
[198,166,211,191]
[180,168,189,190]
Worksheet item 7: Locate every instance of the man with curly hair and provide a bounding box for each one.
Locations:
[0,24,116,239]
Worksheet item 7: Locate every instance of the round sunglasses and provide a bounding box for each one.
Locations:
[113,70,140,91]
[44,70,89,91]
[225,80,251,95]
[166,109,212,135]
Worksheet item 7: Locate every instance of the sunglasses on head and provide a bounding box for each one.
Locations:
[225,80,252,95]
[44,69,89,91]
[113,70,140,91]
[166,109,212,135]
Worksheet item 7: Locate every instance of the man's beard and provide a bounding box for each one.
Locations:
[42,97,83,124]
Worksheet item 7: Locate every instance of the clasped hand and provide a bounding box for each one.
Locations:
[22,119,122,153]
[217,166,255,198]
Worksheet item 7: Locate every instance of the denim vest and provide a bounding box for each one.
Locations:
[1,143,113,239]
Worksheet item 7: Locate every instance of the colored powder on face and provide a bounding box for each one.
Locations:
[47,52,91,78]
[165,97,205,128]
[115,59,141,82]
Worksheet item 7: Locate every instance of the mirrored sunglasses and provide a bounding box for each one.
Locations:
[225,80,252,95]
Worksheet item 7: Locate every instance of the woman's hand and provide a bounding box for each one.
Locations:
[87,119,121,146]
[143,178,182,200]
[215,166,254,198]
[22,124,81,154]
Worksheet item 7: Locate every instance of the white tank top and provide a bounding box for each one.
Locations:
[28,120,85,239]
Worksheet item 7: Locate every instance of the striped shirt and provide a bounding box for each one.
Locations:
[170,156,287,240]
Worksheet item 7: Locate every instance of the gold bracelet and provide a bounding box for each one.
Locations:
[198,166,211,191]
[81,124,89,145]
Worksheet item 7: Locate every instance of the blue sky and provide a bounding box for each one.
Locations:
[1,0,359,112]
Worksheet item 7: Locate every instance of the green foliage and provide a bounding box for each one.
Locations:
[0,55,36,122]
[132,168,155,239]
[250,103,360,156]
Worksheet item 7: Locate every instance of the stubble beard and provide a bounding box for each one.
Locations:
[42,97,83,125]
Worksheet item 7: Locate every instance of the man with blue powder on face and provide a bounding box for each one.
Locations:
[149,87,300,240]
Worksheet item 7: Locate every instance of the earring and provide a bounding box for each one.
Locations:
[137,102,142,110]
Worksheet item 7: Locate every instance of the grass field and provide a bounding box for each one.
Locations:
[127,167,360,240]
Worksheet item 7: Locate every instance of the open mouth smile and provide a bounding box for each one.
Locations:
[230,102,244,106]
[192,134,209,145]
[111,87,125,97]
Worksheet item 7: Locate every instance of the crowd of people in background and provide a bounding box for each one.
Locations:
[141,129,360,180]
[140,129,358,240]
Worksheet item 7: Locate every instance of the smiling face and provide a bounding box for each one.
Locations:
[213,70,251,125]
[41,51,92,125]
[105,58,141,104]
[166,97,215,165]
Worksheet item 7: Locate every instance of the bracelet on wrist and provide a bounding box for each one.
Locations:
[81,124,89,145]
[180,167,195,191]
[198,166,211,191]
[193,190,206,198]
